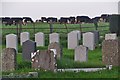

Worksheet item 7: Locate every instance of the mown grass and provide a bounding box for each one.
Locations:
[1,22,120,78]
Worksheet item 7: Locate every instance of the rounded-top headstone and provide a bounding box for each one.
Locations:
[20,32,30,45]
[35,32,45,46]
[6,34,18,51]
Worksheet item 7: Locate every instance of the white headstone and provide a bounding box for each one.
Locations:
[20,32,30,45]
[83,32,95,50]
[105,33,117,40]
[49,33,59,44]
[75,45,88,62]
[72,30,81,40]
[68,31,79,49]
[6,34,18,51]
[35,32,45,46]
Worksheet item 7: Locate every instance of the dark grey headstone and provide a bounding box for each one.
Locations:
[2,48,17,71]
[92,31,99,44]
[109,14,120,36]
[22,40,36,61]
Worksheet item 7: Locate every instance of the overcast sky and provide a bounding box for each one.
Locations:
[1,0,120,21]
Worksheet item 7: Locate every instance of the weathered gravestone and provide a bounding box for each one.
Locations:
[68,31,79,49]
[48,42,62,59]
[22,40,36,61]
[6,34,18,52]
[102,39,120,66]
[92,31,99,45]
[49,33,59,44]
[74,45,88,62]
[2,48,17,71]
[35,32,45,47]
[105,33,117,40]
[83,32,95,50]
[20,32,30,45]
[31,50,57,71]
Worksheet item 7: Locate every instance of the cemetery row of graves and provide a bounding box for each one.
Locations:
[0,22,120,78]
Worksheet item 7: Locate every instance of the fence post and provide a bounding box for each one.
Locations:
[49,22,53,33]
[64,23,68,33]
[33,23,35,35]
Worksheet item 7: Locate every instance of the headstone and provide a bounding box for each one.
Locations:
[2,48,17,71]
[102,39,120,66]
[6,34,18,52]
[74,45,88,62]
[22,40,36,61]
[68,31,79,49]
[109,14,120,36]
[92,31,99,44]
[35,32,45,46]
[20,32,30,45]
[73,30,81,40]
[48,42,62,59]
[83,32,95,50]
[105,33,117,40]
[31,50,57,71]
[49,33,59,44]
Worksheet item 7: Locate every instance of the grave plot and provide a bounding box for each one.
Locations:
[1,20,119,78]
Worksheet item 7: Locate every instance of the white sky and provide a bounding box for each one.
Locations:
[0,0,120,21]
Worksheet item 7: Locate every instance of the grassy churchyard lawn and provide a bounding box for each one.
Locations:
[0,22,120,78]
